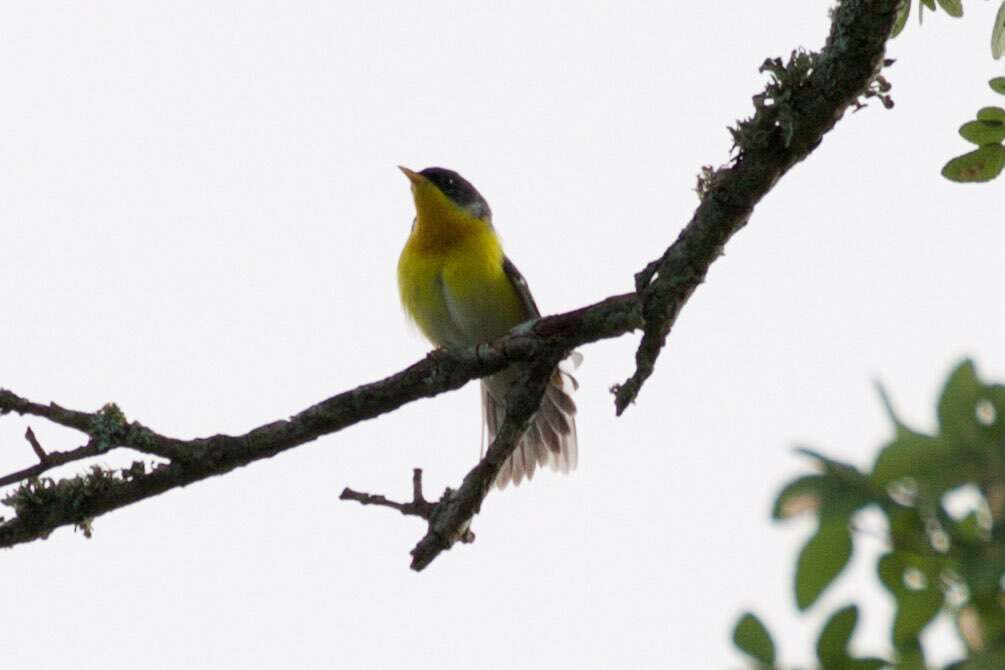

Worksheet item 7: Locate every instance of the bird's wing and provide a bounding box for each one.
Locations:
[502,256,541,319]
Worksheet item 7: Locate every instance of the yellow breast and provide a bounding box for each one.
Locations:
[397,186,529,349]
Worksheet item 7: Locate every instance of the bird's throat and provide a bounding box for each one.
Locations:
[410,187,489,254]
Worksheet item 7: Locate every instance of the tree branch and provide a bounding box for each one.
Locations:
[0,439,104,488]
[613,0,898,414]
[0,297,637,548]
[409,356,558,571]
[0,0,898,561]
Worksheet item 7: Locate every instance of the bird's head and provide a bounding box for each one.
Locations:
[399,166,492,223]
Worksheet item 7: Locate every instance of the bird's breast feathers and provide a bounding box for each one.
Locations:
[398,228,530,349]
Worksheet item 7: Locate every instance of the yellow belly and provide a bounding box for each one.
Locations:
[397,228,529,349]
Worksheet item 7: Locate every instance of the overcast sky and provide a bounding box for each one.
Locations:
[2,2,1003,668]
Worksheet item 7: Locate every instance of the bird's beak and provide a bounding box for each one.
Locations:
[398,166,423,185]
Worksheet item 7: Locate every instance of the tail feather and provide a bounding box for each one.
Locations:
[539,393,571,438]
[547,380,578,415]
[552,414,577,474]
[510,439,525,486]
[481,352,581,489]
[527,423,550,466]
[538,416,561,454]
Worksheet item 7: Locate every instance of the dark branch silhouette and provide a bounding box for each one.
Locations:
[0,0,897,570]
[613,0,898,413]
[24,427,46,463]
[0,297,638,552]
[408,355,558,570]
[340,469,477,544]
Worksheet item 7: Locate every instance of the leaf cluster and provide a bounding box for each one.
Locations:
[892,0,1005,182]
[942,93,1005,183]
[734,360,1005,669]
[892,0,964,38]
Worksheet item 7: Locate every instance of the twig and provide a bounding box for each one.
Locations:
[24,427,46,463]
[340,469,477,544]
[340,469,435,520]
[409,357,557,571]
[0,441,105,487]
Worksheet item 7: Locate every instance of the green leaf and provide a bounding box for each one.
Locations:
[885,505,927,549]
[796,521,853,610]
[920,0,936,10]
[938,360,982,438]
[977,106,1005,123]
[878,552,941,594]
[877,552,945,647]
[942,144,1005,182]
[993,0,1005,59]
[733,612,776,665]
[848,659,889,670]
[955,510,987,543]
[871,429,962,492]
[983,383,1005,440]
[817,605,858,666]
[897,645,927,669]
[959,120,1005,145]
[936,0,963,17]
[959,651,1005,670]
[878,552,944,593]
[773,474,825,520]
[960,550,1005,598]
[794,448,873,520]
[894,588,944,646]
[936,360,1005,457]
[892,0,911,37]
[877,553,903,593]
[991,78,1005,95]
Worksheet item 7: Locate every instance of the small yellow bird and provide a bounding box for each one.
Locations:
[396,166,579,488]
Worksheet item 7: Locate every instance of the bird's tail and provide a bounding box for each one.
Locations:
[481,352,582,489]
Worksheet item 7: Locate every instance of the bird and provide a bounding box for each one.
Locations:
[396,166,580,488]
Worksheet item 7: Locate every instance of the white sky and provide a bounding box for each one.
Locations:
[1,2,1002,668]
